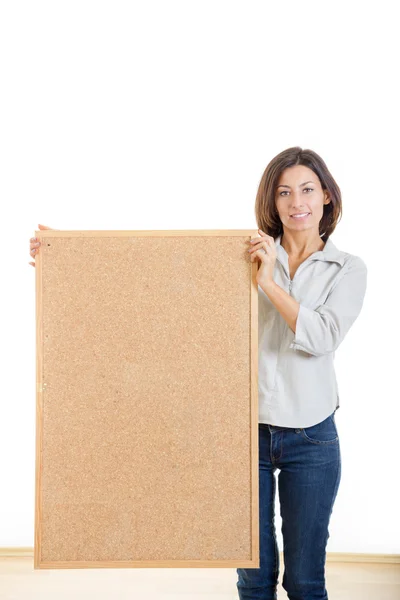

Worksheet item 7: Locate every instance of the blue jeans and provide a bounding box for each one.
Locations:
[236,410,341,600]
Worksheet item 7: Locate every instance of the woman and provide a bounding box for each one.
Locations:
[237,146,368,600]
[28,146,368,599]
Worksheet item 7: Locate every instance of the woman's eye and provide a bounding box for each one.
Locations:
[278,188,313,196]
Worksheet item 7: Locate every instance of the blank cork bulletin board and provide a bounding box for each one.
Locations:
[34,229,259,569]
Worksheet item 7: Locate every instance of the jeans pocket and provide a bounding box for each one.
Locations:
[300,413,339,445]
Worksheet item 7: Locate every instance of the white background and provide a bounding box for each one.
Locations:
[1,0,398,554]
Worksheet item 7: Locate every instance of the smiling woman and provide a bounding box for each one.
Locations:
[256,148,342,244]
[237,146,367,600]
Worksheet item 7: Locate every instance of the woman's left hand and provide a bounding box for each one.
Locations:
[248,229,277,285]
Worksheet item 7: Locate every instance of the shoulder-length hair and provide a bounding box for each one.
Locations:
[255,146,342,242]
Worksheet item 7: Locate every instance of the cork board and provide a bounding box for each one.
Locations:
[34,229,259,569]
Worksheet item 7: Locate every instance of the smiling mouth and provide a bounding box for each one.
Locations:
[290,212,310,219]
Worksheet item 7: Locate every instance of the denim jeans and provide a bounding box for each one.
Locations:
[236,409,341,600]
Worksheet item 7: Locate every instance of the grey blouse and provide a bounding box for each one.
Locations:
[258,234,368,428]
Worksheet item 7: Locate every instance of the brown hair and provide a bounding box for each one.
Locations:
[255,146,342,242]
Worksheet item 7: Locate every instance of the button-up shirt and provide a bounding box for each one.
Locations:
[258,234,368,428]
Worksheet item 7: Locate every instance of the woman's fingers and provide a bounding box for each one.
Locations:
[29,223,55,267]
[30,238,41,252]
[248,239,267,252]
[30,224,55,253]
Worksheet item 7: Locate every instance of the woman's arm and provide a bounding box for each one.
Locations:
[260,257,368,357]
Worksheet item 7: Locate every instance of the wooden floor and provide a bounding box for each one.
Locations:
[1,557,399,599]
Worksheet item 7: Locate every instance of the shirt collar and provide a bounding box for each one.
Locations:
[274,234,345,267]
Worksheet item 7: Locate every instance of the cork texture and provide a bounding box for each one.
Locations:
[34,230,259,569]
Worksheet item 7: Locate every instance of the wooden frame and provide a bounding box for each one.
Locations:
[34,230,259,569]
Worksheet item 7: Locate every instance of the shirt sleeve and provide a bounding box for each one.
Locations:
[289,256,368,357]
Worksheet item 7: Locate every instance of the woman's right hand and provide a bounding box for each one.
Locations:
[29,224,59,267]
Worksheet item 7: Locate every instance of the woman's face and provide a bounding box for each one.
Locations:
[275,164,331,235]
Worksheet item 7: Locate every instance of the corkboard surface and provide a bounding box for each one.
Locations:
[34,230,259,569]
